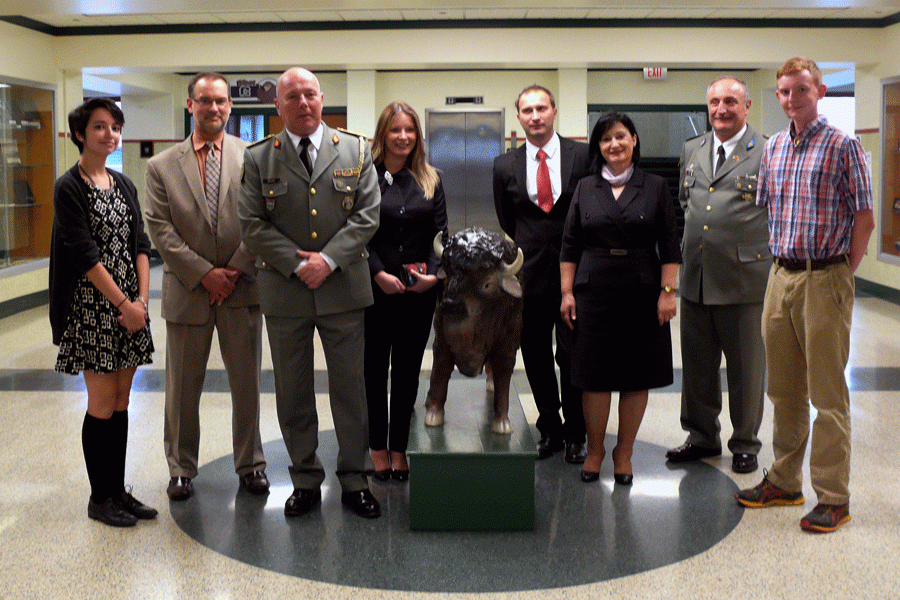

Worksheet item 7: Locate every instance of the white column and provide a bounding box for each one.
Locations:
[346,70,377,138]
[557,68,588,141]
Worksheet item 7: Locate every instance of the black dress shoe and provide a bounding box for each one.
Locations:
[565,442,588,464]
[167,476,193,501]
[665,442,722,463]
[732,453,759,474]
[341,489,381,518]
[390,469,410,482]
[372,469,391,482]
[284,488,322,517]
[240,470,270,495]
[117,487,158,519]
[88,497,137,527]
[536,436,565,459]
[614,473,634,485]
[580,469,600,482]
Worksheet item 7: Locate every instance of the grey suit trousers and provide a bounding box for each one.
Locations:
[265,309,368,493]
[679,297,765,455]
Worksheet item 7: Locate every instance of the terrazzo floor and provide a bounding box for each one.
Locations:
[1,264,898,599]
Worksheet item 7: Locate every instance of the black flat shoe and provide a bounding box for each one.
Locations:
[390,469,410,482]
[614,473,633,485]
[372,469,391,481]
[117,487,158,519]
[88,497,137,527]
[580,470,600,482]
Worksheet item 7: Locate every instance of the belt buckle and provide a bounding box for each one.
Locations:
[610,249,627,256]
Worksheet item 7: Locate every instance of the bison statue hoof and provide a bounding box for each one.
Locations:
[491,417,512,435]
[424,409,445,428]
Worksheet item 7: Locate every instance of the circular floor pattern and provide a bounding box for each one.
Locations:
[171,431,742,593]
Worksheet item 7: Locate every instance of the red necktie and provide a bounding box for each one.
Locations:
[536,148,553,213]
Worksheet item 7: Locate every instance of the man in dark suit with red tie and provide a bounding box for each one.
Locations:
[493,85,591,462]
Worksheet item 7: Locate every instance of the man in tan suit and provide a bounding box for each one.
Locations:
[146,72,268,500]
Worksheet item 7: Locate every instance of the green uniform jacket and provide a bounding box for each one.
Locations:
[238,125,381,317]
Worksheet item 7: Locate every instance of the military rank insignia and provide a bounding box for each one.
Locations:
[333,133,340,145]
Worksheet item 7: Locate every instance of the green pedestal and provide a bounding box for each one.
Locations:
[407,373,537,531]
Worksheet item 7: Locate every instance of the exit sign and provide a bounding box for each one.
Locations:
[643,67,668,80]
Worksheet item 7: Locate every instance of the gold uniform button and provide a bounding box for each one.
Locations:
[703,225,709,231]
[311,209,317,216]
[311,232,318,239]
[699,244,703,250]
[757,253,762,259]
[310,187,316,195]
[706,205,712,211]
[709,186,714,192]
[346,186,352,192]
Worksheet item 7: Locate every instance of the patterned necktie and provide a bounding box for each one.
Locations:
[299,137,313,175]
[714,145,726,177]
[205,142,220,230]
[536,148,553,213]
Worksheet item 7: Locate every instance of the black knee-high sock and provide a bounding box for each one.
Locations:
[82,413,112,503]
[111,410,128,497]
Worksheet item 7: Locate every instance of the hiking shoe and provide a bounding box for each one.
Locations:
[800,503,851,533]
[735,471,805,508]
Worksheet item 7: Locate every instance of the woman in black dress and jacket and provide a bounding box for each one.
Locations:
[560,112,681,484]
[50,99,156,526]
[365,101,448,480]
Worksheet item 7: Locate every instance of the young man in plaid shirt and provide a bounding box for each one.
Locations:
[735,57,874,533]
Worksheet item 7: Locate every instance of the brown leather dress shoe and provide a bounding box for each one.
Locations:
[565,442,588,464]
[167,476,193,501]
[240,470,270,495]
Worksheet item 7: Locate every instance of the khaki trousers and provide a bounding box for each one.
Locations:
[762,260,853,505]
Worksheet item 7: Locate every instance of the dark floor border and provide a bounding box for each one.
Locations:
[856,277,900,306]
[0,290,48,321]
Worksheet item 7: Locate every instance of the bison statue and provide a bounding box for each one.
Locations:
[425,227,524,434]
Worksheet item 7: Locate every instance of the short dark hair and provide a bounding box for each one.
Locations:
[515,84,556,112]
[188,72,230,99]
[68,98,124,154]
[588,111,641,173]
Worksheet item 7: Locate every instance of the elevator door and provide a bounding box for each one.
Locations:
[425,108,504,233]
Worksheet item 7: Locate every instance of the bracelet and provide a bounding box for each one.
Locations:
[137,296,149,310]
[115,296,128,308]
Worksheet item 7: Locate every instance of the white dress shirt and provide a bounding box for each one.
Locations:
[525,133,561,208]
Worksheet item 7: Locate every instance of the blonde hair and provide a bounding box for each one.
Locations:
[777,57,822,87]
[371,101,440,200]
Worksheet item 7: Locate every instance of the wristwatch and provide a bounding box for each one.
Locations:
[662,285,677,293]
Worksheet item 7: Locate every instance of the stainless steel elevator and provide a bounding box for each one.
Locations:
[425,108,504,233]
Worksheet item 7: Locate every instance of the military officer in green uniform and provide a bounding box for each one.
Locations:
[239,67,382,518]
[666,76,770,474]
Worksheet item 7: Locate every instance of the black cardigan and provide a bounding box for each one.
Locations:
[49,163,152,345]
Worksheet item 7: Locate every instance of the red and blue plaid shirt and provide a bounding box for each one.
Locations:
[757,116,872,260]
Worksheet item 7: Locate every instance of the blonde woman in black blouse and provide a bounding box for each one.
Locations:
[365,102,448,481]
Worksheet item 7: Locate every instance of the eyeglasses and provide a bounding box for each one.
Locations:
[192,97,230,107]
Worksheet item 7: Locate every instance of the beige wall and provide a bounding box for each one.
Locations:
[4,20,900,304]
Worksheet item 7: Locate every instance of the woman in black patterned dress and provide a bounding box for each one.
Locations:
[49,99,156,527]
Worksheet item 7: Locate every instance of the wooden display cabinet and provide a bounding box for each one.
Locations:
[882,78,900,263]
[0,80,55,268]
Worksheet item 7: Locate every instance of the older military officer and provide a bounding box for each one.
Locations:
[666,76,769,474]
[239,67,381,518]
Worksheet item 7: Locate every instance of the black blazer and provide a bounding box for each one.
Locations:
[560,167,682,289]
[493,134,590,296]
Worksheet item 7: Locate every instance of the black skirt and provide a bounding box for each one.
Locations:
[570,282,673,392]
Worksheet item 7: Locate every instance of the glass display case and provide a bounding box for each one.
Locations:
[881,77,900,264]
[0,80,55,269]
